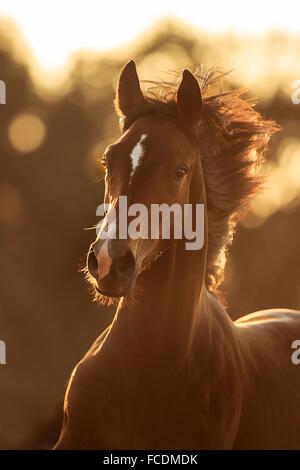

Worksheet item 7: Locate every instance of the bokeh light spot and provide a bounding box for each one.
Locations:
[8,113,46,153]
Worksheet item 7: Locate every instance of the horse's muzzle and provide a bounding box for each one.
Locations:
[87,239,136,297]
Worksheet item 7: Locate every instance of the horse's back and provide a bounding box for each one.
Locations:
[236,308,300,325]
[234,308,300,449]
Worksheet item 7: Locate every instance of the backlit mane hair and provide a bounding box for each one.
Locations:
[121,66,280,292]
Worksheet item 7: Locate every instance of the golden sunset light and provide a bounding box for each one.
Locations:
[1,1,300,456]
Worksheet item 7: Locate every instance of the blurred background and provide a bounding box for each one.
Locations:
[0,0,300,449]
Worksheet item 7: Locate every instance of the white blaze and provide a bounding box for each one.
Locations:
[129,134,147,183]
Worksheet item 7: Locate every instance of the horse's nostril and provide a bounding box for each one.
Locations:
[87,249,98,278]
[115,250,135,278]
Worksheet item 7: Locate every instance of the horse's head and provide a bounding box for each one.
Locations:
[87,61,205,298]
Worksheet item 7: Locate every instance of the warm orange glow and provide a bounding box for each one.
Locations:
[1,2,300,451]
[246,139,300,222]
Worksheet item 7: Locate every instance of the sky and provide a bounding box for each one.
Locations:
[0,0,299,71]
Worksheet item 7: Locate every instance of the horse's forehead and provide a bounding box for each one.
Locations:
[119,118,190,155]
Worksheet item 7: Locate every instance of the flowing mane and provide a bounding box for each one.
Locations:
[118,66,280,292]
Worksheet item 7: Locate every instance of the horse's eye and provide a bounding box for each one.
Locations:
[175,164,188,179]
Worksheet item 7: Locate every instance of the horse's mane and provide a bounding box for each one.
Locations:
[140,66,280,292]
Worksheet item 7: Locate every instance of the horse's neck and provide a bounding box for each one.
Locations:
[103,172,236,374]
[108,238,232,371]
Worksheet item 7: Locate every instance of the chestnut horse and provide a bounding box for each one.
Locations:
[55,61,300,449]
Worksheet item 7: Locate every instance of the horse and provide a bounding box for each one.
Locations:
[54,61,300,449]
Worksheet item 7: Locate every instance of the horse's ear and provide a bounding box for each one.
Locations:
[115,60,145,118]
[177,69,202,123]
